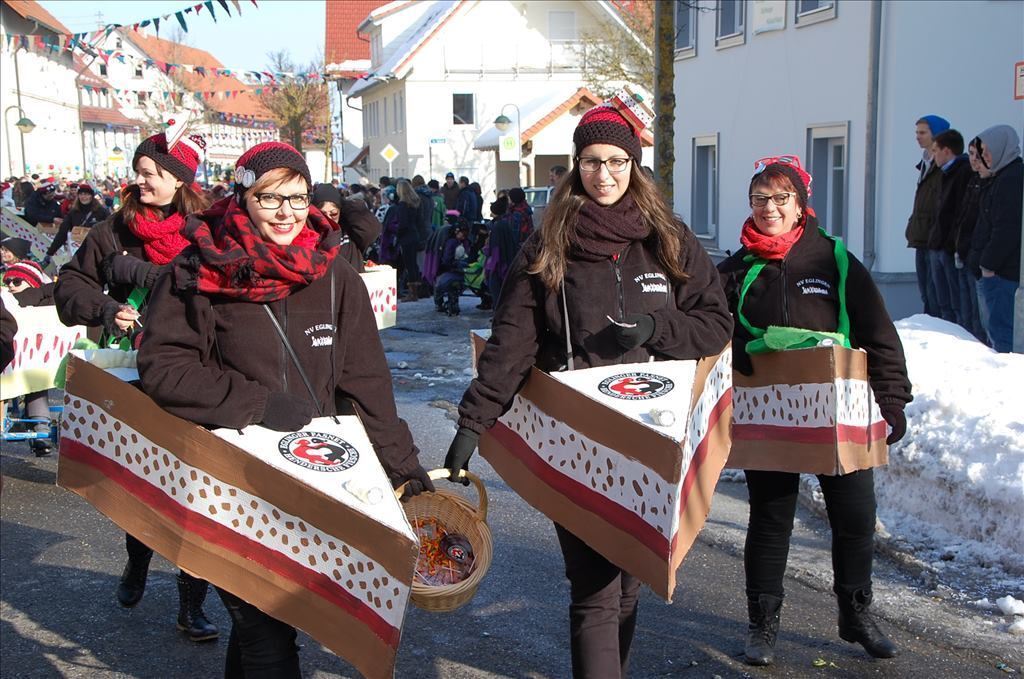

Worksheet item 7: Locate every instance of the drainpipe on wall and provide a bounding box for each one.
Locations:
[862,0,882,271]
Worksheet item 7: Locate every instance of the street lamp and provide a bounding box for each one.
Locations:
[4,106,35,177]
[493,104,523,185]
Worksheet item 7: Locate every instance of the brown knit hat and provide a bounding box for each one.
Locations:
[573,105,642,161]
[234,142,312,198]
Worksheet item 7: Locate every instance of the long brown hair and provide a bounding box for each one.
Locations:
[118,162,210,225]
[528,160,689,290]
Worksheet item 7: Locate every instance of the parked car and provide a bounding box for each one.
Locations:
[522,186,553,227]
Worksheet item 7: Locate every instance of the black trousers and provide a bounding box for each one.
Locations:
[555,523,640,679]
[744,469,876,600]
[217,588,300,679]
[125,533,209,598]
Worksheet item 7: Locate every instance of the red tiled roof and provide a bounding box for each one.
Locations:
[124,29,272,121]
[74,54,110,88]
[325,0,386,66]
[2,0,72,34]
[80,105,140,128]
[521,87,653,147]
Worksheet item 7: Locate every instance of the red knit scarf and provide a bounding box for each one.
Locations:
[128,209,188,265]
[179,197,340,302]
[569,194,649,261]
[740,216,805,260]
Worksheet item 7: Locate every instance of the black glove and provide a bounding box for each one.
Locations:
[612,314,655,351]
[260,392,316,432]
[101,301,127,339]
[394,465,436,501]
[879,403,907,445]
[103,253,159,289]
[443,427,479,485]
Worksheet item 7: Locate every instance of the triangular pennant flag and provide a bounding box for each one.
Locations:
[231,0,242,15]
[194,4,204,14]
[175,11,189,32]
[216,0,231,15]
[250,0,258,6]
[153,17,161,34]
[204,1,217,21]
[139,20,150,28]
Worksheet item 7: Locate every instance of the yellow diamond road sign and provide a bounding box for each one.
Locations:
[379,144,400,163]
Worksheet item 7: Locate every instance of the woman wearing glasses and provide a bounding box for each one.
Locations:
[137,142,433,678]
[53,128,219,642]
[716,156,911,666]
[443,105,732,678]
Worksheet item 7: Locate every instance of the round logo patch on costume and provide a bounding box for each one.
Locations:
[278,432,359,472]
[597,372,675,400]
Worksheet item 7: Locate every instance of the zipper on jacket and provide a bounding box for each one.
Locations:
[281,297,289,391]
[613,249,626,363]
[780,260,790,327]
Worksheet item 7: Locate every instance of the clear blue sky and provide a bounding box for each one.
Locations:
[41,0,325,72]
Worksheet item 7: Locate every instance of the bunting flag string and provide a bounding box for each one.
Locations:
[0,32,324,87]
[0,0,257,56]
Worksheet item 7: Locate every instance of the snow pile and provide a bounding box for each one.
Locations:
[874,315,1024,577]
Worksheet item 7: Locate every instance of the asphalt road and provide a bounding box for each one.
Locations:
[2,297,1021,678]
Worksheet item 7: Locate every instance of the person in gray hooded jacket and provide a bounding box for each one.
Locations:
[967,125,1022,353]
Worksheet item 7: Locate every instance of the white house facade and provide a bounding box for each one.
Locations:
[0,3,82,179]
[350,0,652,198]
[672,0,1024,318]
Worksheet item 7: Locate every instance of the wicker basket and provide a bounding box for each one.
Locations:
[399,468,493,612]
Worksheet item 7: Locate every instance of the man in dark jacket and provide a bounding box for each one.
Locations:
[441,172,460,210]
[23,183,62,226]
[455,176,480,223]
[926,130,972,325]
[954,155,988,341]
[905,115,950,317]
[968,125,1022,353]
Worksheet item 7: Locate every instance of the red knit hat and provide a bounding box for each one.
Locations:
[134,130,206,184]
[573,105,642,161]
[3,260,51,288]
[234,142,312,198]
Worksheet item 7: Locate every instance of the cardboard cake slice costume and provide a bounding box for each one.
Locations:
[360,264,397,330]
[0,296,85,398]
[475,332,733,600]
[57,355,417,679]
[727,344,888,475]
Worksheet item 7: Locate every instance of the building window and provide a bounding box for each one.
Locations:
[134,63,143,78]
[383,96,388,135]
[452,93,475,126]
[806,123,849,239]
[796,0,837,26]
[716,0,745,49]
[691,134,719,240]
[115,37,122,49]
[675,1,697,58]
[99,62,107,76]
[137,91,147,105]
[549,10,576,41]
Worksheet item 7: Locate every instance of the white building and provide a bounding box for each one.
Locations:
[87,28,278,182]
[75,54,142,180]
[349,0,652,197]
[0,1,83,179]
[672,0,1024,318]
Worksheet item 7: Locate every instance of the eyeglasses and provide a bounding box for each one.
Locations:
[749,192,797,207]
[577,157,631,174]
[253,192,312,210]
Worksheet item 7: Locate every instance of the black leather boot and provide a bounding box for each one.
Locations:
[115,552,152,607]
[176,573,219,642]
[838,589,898,658]
[744,593,782,666]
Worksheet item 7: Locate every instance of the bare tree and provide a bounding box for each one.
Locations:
[259,51,327,152]
[576,0,654,96]
[576,0,708,97]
